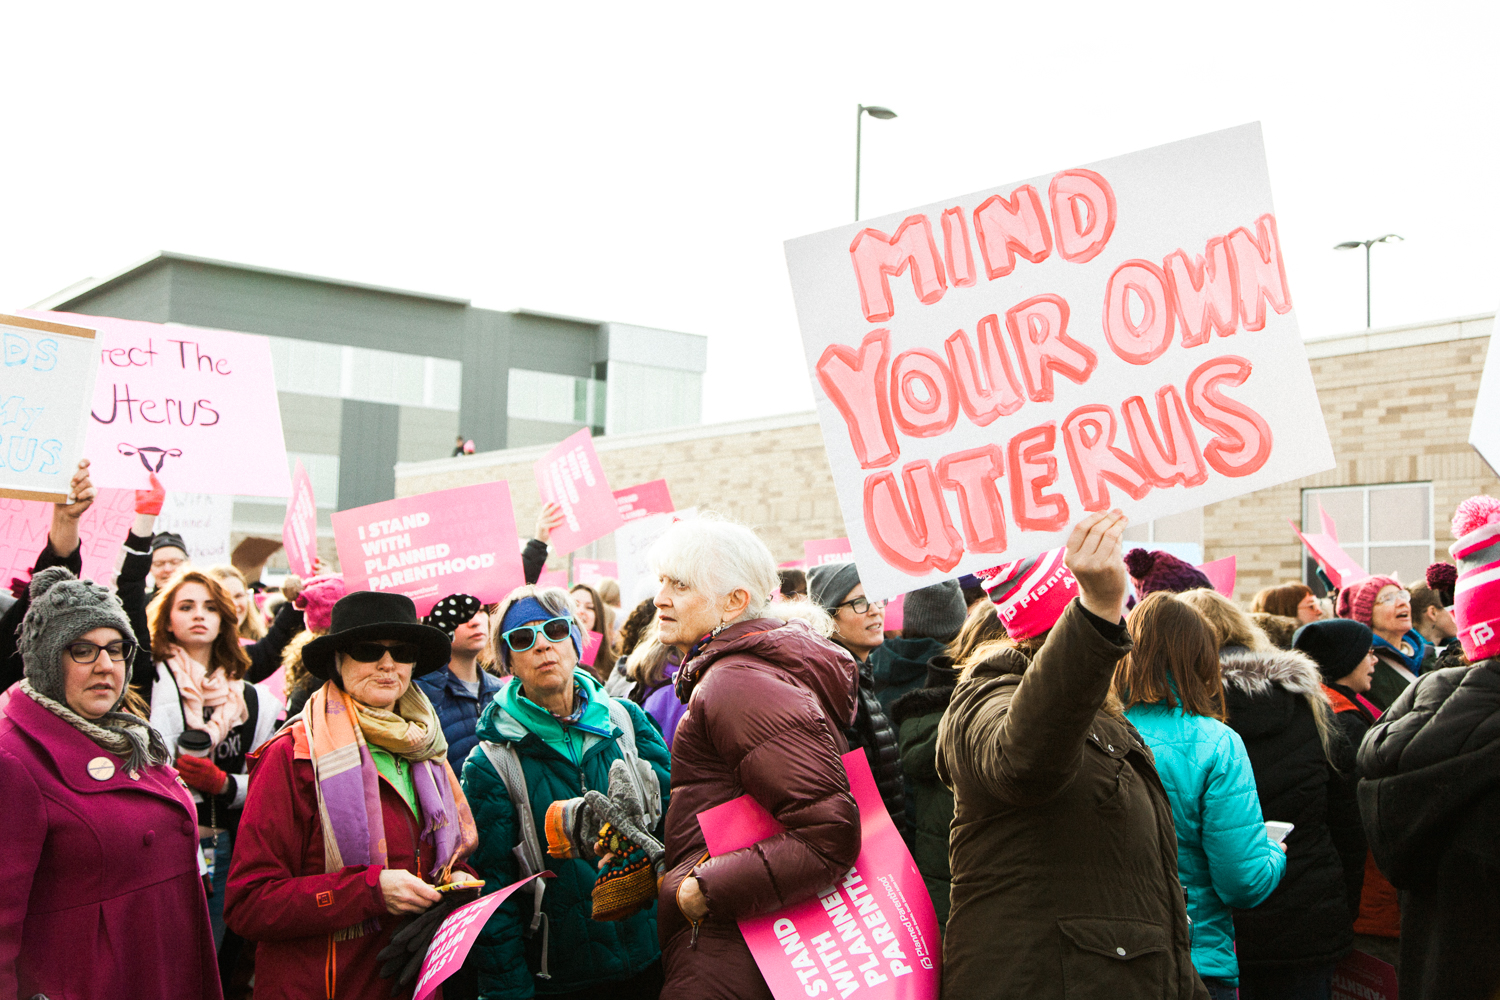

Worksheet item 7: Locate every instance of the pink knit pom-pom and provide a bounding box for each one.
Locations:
[1452,495,1500,538]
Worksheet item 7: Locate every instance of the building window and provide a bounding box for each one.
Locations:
[287,451,341,509]
[1122,507,1204,566]
[507,369,606,431]
[1301,483,1433,593]
[265,336,461,411]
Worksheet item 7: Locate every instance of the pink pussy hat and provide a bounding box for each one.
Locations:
[295,574,347,634]
[978,546,1077,639]
[1450,495,1500,663]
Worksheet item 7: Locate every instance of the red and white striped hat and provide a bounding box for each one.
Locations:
[1450,496,1500,663]
[977,547,1077,640]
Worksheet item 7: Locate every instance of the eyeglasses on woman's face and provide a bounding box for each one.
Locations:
[501,617,573,653]
[64,639,138,664]
[837,596,886,616]
[1374,589,1411,606]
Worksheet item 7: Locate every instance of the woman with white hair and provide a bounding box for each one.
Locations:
[651,515,861,999]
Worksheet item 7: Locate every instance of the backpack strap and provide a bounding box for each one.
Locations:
[478,739,552,981]
[605,698,662,831]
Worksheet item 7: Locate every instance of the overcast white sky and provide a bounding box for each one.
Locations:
[3,2,1496,425]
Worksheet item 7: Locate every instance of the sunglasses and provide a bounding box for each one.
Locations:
[501,617,573,653]
[65,639,138,664]
[344,641,422,664]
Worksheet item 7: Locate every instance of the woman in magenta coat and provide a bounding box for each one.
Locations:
[0,567,222,1000]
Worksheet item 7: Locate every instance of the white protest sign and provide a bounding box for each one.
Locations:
[23,311,292,497]
[785,123,1333,599]
[1472,314,1500,476]
[0,314,101,502]
[155,492,234,566]
[616,507,698,607]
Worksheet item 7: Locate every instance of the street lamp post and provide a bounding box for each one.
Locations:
[855,104,897,221]
[1334,234,1403,328]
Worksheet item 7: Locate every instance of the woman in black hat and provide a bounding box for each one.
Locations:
[224,591,480,1000]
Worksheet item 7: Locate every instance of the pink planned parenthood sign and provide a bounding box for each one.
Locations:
[25,311,292,497]
[698,750,940,999]
[412,872,551,1000]
[332,481,526,616]
[0,487,134,590]
[534,429,623,554]
[785,123,1334,600]
[282,461,318,577]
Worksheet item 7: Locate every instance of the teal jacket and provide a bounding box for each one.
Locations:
[461,670,671,998]
[1125,701,1286,983]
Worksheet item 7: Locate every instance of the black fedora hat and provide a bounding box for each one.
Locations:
[302,591,452,681]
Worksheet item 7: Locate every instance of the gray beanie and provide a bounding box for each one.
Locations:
[21,566,138,705]
[900,580,967,643]
[807,561,862,613]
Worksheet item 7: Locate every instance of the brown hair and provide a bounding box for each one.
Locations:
[1177,588,1273,652]
[207,564,267,641]
[1113,592,1226,720]
[1249,612,1299,650]
[1251,582,1312,620]
[617,598,658,661]
[1409,583,1445,625]
[147,569,252,680]
[570,583,617,683]
[946,601,1005,665]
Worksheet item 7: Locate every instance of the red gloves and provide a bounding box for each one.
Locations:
[176,754,229,796]
[135,472,165,516]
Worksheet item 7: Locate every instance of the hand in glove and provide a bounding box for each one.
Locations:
[582,758,665,873]
[175,754,229,796]
[135,472,165,516]
[376,883,483,991]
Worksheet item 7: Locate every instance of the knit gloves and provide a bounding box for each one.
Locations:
[375,882,484,992]
[175,754,229,796]
[540,759,664,921]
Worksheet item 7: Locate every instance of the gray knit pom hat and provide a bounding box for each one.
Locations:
[21,566,137,705]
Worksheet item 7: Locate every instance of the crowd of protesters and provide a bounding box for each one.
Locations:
[0,455,1497,1000]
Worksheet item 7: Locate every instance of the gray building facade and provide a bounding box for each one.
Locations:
[35,252,707,560]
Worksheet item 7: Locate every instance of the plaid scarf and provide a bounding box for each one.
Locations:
[305,681,478,939]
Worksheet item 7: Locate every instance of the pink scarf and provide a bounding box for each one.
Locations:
[163,645,248,746]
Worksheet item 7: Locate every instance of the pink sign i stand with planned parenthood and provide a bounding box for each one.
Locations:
[412,873,552,1000]
[534,429,624,554]
[697,750,941,1000]
[332,481,527,616]
[282,461,318,577]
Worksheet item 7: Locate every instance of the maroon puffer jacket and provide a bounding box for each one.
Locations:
[659,616,861,999]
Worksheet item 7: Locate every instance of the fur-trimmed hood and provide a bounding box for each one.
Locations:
[1219,644,1331,743]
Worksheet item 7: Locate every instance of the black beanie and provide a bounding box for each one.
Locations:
[1292,619,1374,684]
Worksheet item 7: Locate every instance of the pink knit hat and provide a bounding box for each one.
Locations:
[1335,574,1399,626]
[1449,496,1500,663]
[978,547,1077,639]
[294,574,347,633]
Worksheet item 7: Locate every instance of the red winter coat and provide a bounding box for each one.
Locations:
[226,721,456,1000]
[0,687,221,1000]
[658,616,861,999]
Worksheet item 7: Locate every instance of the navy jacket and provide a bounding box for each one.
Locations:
[414,664,506,771]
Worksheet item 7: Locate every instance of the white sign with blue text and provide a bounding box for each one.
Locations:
[0,314,100,502]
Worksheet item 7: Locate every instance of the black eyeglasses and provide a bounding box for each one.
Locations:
[65,639,138,664]
[836,596,886,615]
[344,641,422,664]
[501,617,573,653]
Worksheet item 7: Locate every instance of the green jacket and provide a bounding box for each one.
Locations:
[869,635,947,716]
[461,671,671,998]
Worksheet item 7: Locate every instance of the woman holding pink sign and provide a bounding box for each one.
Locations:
[648,516,862,999]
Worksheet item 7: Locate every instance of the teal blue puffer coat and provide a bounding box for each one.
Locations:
[461,673,671,999]
[1126,702,1286,983]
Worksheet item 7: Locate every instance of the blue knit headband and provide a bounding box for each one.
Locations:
[501,596,582,660]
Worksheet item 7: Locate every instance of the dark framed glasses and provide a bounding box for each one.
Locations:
[836,596,886,615]
[65,639,138,664]
[502,617,573,653]
[344,641,422,664]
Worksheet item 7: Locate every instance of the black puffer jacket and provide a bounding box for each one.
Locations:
[846,659,910,844]
[1358,659,1500,1000]
[889,655,959,930]
[1221,644,1354,971]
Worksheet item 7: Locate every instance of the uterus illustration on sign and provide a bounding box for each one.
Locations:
[117,442,183,474]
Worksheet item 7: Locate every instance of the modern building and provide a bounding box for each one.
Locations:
[34,252,708,566]
[396,313,1499,602]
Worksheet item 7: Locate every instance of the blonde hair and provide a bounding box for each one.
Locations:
[946,601,1004,665]
[207,564,266,641]
[1175,588,1273,652]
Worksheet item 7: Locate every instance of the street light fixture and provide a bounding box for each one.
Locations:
[855,104,898,221]
[1334,233,1404,328]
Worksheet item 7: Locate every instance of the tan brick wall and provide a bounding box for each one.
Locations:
[1206,333,1498,601]
[396,326,1499,595]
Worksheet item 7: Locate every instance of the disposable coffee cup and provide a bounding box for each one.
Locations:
[177,730,213,759]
